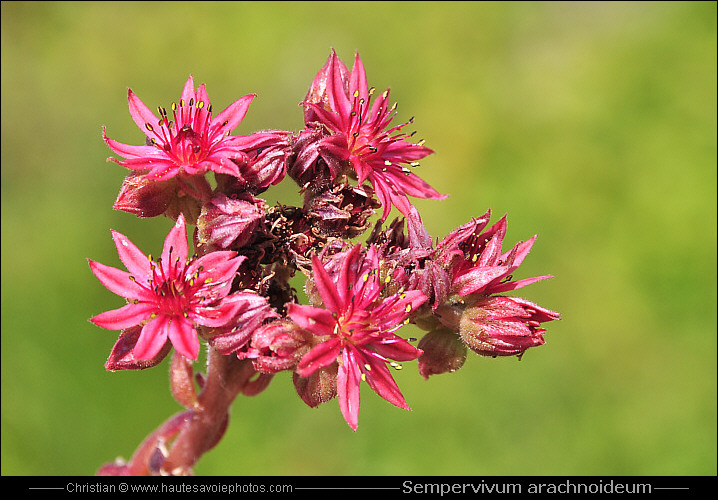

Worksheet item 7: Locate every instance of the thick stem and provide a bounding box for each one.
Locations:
[160,348,256,475]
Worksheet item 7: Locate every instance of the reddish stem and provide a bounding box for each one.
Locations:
[159,348,256,475]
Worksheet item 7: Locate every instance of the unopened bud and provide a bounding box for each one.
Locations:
[417,328,467,379]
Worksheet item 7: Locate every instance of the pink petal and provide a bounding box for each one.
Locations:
[113,156,176,173]
[161,214,189,274]
[193,83,212,131]
[179,75,196,110]
[202,156,242,177]
[351,157,372,184]
[134,316,170,360]
[380,167,447,201]
[405,206,433,249]
[104,326,172,372]
[371,289,427,331]
[304,103,346,133]
[210,94,256,138]
[112,230,151,279]
[327,51,351,121]
[478,231,504,267]
[167,316,199,360]
[360,350,409,410]
[370,333,423,362]
[90,302,155,330]
[103,128,163,159]
[146,162,181,181]
[454,266,510,296]
[349,52,369,102]
[286,304,336,337]
[88,259,151,301]
[383,140,434,162]
[310,255,342,313]
[489,275,553,293]
[503,235,537,270]
[371,175,394,221]
[296,338,342,377]
[337,348,361,431]
[186,251,242,280]
[335,245,361,307]
[127,88,161,141]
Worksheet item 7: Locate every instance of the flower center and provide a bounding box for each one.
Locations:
[147,98,214,169]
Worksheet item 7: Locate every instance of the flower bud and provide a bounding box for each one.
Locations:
[112,173,175,218]
[197,192,264,250]
[241,319,313,373]
[292,364,338,408]
[417,328,467,379]
[459,295,548,358]
[105,326,172,371]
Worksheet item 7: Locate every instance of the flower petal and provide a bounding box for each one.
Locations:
[349,52,369,102]
[453,266,510,296]
[88,259,151,301]
[210,94,256,139]
[112,230,151,279]
[370,333,423,362]
[180,75,196,110]
[327,51,351,121]
[310,255,342,313]
[161,214,189,275]
[489,275,553,294]
[134,315,170,360]
[337,348,362,431]
[296,338,342,377]
[103,127,163,159]
[168,316,199,360]
[360,350,409,410]
[104,326,172,371]
[127,88,161,141]
[90,302,155,330]
[286,303,336,337]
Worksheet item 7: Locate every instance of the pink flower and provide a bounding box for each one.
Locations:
[286,245,426,430]
[103,75,257,192]
[298,50,447,221]
[89,214,245,361]
[438,210,554,297]
[426,210,560,362]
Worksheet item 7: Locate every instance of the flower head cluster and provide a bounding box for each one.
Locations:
[91,50,559,435]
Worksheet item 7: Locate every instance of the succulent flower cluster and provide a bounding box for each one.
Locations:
[90,50,559,475]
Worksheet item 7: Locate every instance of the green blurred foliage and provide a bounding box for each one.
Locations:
[1,1,715,476]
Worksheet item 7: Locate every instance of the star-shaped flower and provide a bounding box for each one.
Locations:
[89,214,245,361]
[104,75,259,197]
[298,50,447,221]
[286,245,426,430]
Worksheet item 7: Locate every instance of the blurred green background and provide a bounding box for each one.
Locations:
[2,1,715,476]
